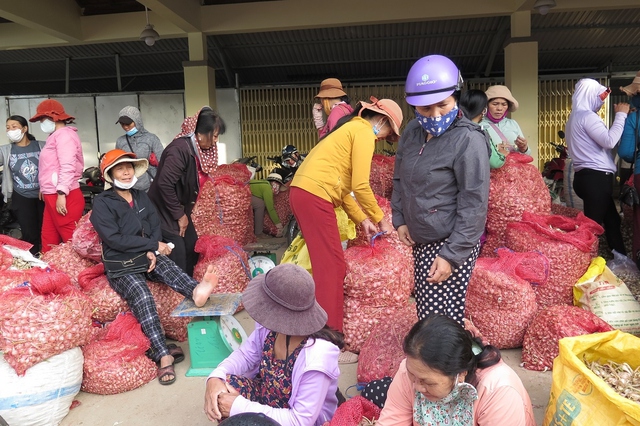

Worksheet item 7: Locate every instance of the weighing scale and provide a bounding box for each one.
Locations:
[170,293,248,377]
[243,240,285,277]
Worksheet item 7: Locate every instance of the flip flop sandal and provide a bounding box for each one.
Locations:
[157,364,176,386]
[167,343,185,364]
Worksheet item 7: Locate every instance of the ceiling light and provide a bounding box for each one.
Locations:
[533,0,556,15]
[139,6,160,46]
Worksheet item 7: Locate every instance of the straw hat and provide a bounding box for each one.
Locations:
[620,71,640,96]
[359,96,404,142]
[485,85,519,112]
[315,78,347,99]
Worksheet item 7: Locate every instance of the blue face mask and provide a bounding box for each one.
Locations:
[372,117,385,136]
[631,95,640,109]
[415,105,459,137]
[126,127,138,137]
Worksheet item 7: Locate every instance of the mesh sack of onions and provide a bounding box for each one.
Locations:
[81,312,157,395]
[213,163,252,183]
[0,233,34,252]
[71,211,102,262]
[521,305,614,371]
[147,281,190,341]
[550,203,581,218]
[263,186,292,236]
[325,395,381,426]
[464,248,549,349]
[77,263,129,323]
[505,211,603,308]
[369,154,395,200]
[192,177,255,246]
[193,235,251,295]
[0,269,40,294]
[0,246,14,271]
[41,241,97,284]
[0,271,93,375]
[481,153,551,257]
[357,301,416,383]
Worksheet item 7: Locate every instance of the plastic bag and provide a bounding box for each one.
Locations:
[543,330,640,425]
[280,234,312,274]
[607,249,640,278]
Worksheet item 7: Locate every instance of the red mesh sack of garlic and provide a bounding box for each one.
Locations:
[0,268,43,294]
[147,281,190,341]
[343,237,414,352]
[41,242,97,285]
[77,263,129,323]
[0,271,93,375]
[464,248,548,349]
[0,233,34,252]
[369,154,395,200]
[71,212,102,262]
[481,153,551,257]
[81,312,156,395]
[192,176,255,246]
[263,185,292,236]
[521,305,614,371]
[357,301,416,383]
[193,235,251,296]
[214,163,252,183]
[505,211,603,308]
[324,396,381,426]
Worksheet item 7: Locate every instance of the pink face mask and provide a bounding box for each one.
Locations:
[486,110,507,123]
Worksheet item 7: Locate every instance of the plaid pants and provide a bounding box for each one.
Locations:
[107,255,198,361]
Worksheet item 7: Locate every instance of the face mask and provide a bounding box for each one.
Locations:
[113,175,138,190]
[7,129,23,143]
[631,95,640,109]
[413,375,478,426]
[126,127,139,137]
[372,117,386,136]
[415,105,459,137]
[486,109,506,123]
[40,119,56,134]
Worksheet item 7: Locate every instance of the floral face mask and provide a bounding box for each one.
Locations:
[413,374,478,426]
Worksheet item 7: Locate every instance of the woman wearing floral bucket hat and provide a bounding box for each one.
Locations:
[29,99,84,252]
[312,78,354,139]
[205,263,343,426]
[290,96,403,333]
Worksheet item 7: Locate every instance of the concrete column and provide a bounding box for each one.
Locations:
[504,10,539,168]
[183,32,216,116]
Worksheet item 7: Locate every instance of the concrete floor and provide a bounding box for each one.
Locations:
[60,236,553,426]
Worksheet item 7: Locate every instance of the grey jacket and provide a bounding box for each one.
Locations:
[115,106,164,191]
[391,116,490,268]
[0,140,46,202]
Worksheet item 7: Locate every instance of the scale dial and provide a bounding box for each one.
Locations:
[249,255,276,277]
[219,315,248,352]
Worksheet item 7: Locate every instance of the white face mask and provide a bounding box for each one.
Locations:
[40,119,56,134]
[7,129,24,143]
[113,175,138,190]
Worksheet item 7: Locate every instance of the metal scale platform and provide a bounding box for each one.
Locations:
[243,240,285,277]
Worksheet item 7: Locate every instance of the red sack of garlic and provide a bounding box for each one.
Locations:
[41,242,97,284]
[213,163,252,183]
[192,177,255,246]
[263,186,292,236]
[369,154,395,200]
[521,305,614,371]
[0,271,93,375]
[193,235,251,295]
[81,312,156,395]
[0,233,34,252]
[71,212,102,262]
[464,248,548,349]
[505,212,603,308]
[481,153,551,257]
[77,263,129,323]
[147,281,190,342]
[357,301,416,383]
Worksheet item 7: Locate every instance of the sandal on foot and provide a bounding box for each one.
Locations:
[157,364,176,386]
[338,351,359,364]
[167,343,185,364]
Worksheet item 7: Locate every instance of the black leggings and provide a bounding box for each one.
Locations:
[162,216,198,276]
[573,168,625,254]
[10,192,45,255]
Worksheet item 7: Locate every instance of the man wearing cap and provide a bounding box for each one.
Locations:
[313,78,354,139]
[115,106,164,192]
[249,173,288,238]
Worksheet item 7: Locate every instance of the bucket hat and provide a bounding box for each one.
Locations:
[620,71,640,96]
[315,78,347,99]
[359,96,404,142]
[485,85,519,112]
[242,263,327,336]
[29,99,75,123]
[266,172,285,186]
[99,149,149,188]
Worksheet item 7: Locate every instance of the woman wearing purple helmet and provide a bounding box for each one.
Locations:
[391,55,491,325]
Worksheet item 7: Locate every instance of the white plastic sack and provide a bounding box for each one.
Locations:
[0,348,83,426]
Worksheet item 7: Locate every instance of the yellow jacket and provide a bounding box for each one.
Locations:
[292,117,384,224]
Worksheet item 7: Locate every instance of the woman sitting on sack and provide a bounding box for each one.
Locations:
[90,149,218,385]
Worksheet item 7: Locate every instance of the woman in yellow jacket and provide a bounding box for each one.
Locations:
[290,97,403,331]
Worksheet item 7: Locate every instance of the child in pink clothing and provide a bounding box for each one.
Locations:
[372,315,536,426]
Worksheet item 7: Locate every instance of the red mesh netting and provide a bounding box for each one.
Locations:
[263,186,292,236]
[324,396,381,426]
[72,212,102,262]
[213,163,252,183]
[77,263,129,323]
[41,242,97,284]
[193,235,251,297]
[147,281,190,341]
[0,233,34,251]
[369,154,395,200]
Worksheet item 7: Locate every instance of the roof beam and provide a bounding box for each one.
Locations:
[0,0,82,42]
[138,0,201,33]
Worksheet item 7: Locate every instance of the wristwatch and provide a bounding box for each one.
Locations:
[57,190,65,195]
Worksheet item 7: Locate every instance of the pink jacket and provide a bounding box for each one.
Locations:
[377,359,536,426]
[318,103,354,139]
[38,126,84,195]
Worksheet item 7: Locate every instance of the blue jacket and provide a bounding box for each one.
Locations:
[617,110,640,173]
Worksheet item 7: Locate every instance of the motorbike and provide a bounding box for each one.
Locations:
[542,131,567,203]
[266,155,302,244]
[79,166,105,214]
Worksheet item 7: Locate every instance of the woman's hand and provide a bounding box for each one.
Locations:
[56,193,67,216]
[497,143,510,156]
[204,378,231,421]
[360,218,378,239]
[146,251,156,272]
[217,390,240,419]
[515,136,528,153]
[378,218,393,235]
[397,225,415,247]
[157,242,172,256]
[615,102,631,114]
[178,214,189,237]
[427,256,452,283]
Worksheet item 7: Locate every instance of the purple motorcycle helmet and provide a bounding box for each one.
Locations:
[405,55,463,107]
